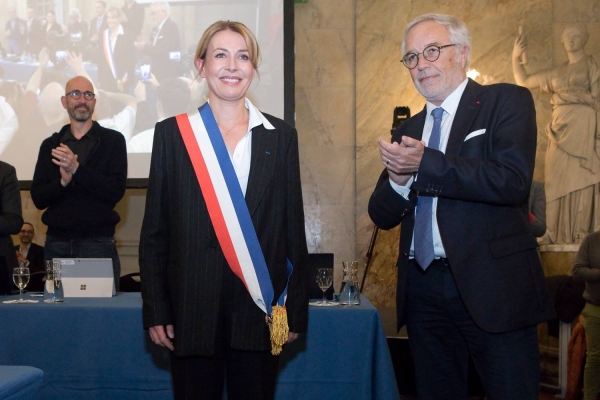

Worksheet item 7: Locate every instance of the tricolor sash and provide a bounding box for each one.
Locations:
[175,103,291,354]
[102,30,127,83]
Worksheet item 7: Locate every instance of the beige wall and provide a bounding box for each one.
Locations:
[13,0,600,305]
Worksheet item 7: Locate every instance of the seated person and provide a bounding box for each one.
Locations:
[15,222,45,291]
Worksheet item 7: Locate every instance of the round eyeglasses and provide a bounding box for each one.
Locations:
[401,44,457,69]
[65,90,95,100]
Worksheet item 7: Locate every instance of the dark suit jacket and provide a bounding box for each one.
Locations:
[122,1,145,37]
[25,18,44,54]
[0,162,23,294]
[97,29,135,92]
[15,243,44,291]
[89,15,107,40]
[15,243,44,273]
[369,79,554,333]
[147,18,181,81]
[529,180,547,238]
[140,111,310,356]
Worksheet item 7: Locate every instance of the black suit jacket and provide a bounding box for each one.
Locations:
[147,18,181,81]
[15,243,44,273]
[369,79,554,333]
[0,162,23,294]
[122,1,145,37]
[140,111,310,356]
[97,29,135,92]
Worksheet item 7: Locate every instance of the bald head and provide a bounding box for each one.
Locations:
[62,76,96,123]
[65,76,94,94]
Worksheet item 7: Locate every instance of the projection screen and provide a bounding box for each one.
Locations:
[0,0,294,186]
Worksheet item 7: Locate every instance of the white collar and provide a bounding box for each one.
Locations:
[426,78,468,117]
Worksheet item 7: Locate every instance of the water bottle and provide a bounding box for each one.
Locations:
[338,261,360,305]
[44,260,64,303]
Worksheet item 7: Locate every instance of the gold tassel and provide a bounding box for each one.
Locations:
[267,305,289,356]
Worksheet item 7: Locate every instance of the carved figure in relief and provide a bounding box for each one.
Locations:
[513,23,600,244]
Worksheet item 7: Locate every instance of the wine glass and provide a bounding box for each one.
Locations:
[315,268,333,305]
[2,265,39,304]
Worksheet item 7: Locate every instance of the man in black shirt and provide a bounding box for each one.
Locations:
[30,76,127,288]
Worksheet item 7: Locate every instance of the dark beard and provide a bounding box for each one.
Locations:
[68,104,93,122]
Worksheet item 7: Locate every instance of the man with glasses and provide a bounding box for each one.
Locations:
[15,223,45,291]
[368,13,553,399]
[30,76,127,289]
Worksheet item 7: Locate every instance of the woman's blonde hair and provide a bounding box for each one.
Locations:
[193,20,261,71]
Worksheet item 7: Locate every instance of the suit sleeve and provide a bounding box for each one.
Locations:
[139,120,173,328]
[368,168,416,230]
[0,164,23,236]
[413,86,537,206]
[530,182,547,237]
[284,128,310,333]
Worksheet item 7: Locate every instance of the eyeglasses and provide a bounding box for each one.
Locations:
[401,44,457,69]
[65,90,95,100]
[20,230,33,234]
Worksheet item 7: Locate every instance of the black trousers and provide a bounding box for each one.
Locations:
[170,264,279,400]
[170,346,279,400]
[405,259,540,400]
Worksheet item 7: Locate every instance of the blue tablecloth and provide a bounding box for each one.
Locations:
[0,365,43,400]
[0,294,399,400]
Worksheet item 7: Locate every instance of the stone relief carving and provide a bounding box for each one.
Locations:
[512,23,600,244]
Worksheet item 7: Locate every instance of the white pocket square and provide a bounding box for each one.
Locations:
[464,129,486,142]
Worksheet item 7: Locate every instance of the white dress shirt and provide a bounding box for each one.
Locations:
[390,78,469,258]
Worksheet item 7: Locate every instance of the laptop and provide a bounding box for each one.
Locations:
[57,258,116,297]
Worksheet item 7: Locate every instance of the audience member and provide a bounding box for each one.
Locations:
[89,1,108,52]
[15,222,45,291]
[128,77,190,152]
[97,7,135,93]
[0,84,20,154]
[136,1,182,81]
[30,75,127,288]
[0,161,23,295]
[573,230,600,400]
[122,0,145,37]
[25,6,44,56]
[5,7,26,55]
[96,88,138,143]
[368,13,553,398]
[64,8,88,55]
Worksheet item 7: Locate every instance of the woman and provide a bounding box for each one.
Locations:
[43,10,63,55]
[139,21,309,400]
[97,7,134,92]
[43,10,62,36]
[513,24,600,244]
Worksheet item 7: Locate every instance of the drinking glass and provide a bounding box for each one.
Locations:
[2,265,38,304]
[315,268,333,305]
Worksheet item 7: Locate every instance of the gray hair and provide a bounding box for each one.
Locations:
[151,1,171,17]
[401,13,471,71]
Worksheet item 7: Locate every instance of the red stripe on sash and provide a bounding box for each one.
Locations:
[175,114,247,288]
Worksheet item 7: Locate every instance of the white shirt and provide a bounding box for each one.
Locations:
[390,78,469,258]
[229,98,275,195]
[98,105,136,143]
[0,96,19,154]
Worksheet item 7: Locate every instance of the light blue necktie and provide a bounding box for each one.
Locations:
[414,107,444,270]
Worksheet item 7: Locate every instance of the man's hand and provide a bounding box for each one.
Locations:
[149,325,175,351]
[378,136,425,185]
[52,144,79,186]
[287,332,299,344]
